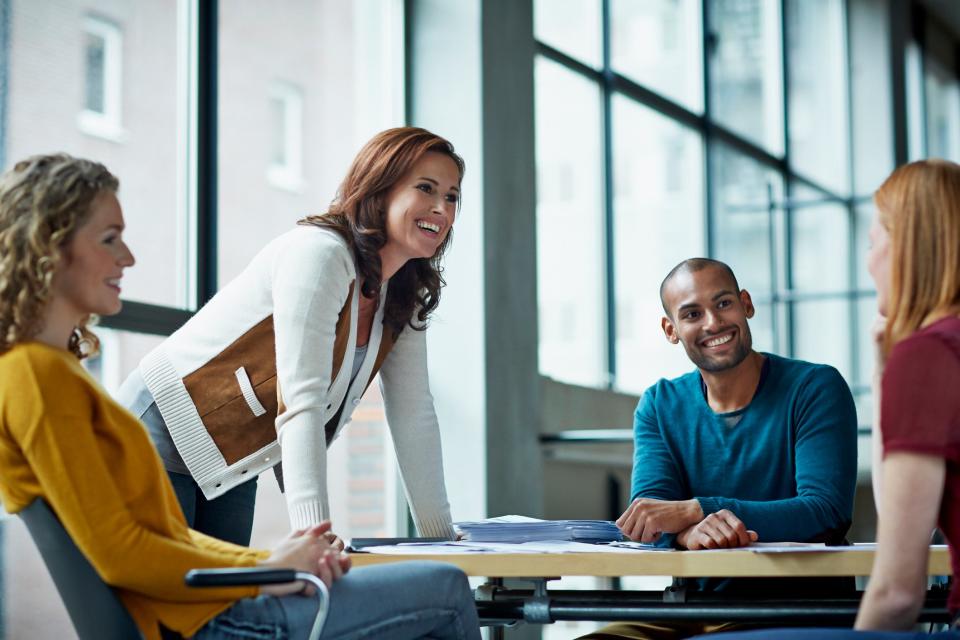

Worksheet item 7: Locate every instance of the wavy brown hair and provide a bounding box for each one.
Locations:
[875,159,960,355]
[0,154,119,359]
[299,127,465,336]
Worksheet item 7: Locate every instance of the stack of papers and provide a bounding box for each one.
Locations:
[454,515,623,543]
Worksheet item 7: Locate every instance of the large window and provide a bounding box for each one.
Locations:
[534,0,902,409]
[0,0,403,635]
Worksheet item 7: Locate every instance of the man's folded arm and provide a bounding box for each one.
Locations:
[697,367,858,543]
[629,389,696,547]
[630,389,689,503]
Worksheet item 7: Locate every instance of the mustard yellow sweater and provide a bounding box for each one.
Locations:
[0,342,270,639]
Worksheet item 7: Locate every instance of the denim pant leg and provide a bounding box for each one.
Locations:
[167,471,198,526]
[195,474,259,546]
[136,385,260,546]
[317,561,481,640]
[193,593,320,640]
[167,470,259,546]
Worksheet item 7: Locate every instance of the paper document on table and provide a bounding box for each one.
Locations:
[360,542,490,555]
[454,515,623,543]
[357,540,668,554]
[745,542,879,554]
[605,540,675,552]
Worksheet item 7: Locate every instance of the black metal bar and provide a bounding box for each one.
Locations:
[889,0,910,167]
[702,0,715,259]
[844,0,862,392]
[487,578,507,640]
[913,2,928,159]
[749,288,878,304]
[536,41,602,83]
[475,589,951,625]
[600,0,616,386]
[0,0,9,172]
[766,182,780,351]
[98,301,193,336]
[196,0,218,307]
[780,0,796,359]
[540,429,632,444]
[403,0,413,125]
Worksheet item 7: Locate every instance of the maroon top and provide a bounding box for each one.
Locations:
[881,315,960,612]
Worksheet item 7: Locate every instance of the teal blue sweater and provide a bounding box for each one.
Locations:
[631,353,857,544]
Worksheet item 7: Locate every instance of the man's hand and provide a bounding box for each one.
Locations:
[258,521,352,595]
[616,498,704,542]
[676,510,757,550]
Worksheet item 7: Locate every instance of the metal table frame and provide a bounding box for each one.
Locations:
[351,547,953,637]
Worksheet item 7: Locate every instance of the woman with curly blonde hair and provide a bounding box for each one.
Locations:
[0,153,479,640]
[0,153,117,358]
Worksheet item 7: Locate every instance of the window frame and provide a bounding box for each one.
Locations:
[532,0,917,409]
[97,0,216,335]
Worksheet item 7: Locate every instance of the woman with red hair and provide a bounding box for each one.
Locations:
[119,127,464,546]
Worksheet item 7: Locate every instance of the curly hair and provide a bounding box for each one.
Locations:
[299,127,465,337]
[0,154,119,359]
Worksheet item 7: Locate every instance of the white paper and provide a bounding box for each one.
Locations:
[358,540,673,555]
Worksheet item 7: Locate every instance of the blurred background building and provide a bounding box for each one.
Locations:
[0,0,958,637]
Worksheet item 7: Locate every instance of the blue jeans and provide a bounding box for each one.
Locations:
[167,470,258,546]
[698,630,960,639]
[121,369,262,546]
[193,561,481,640]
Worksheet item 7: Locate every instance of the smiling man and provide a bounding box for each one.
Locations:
[583,258,858,640]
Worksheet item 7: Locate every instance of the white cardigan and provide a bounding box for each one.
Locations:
[137,226,454,537]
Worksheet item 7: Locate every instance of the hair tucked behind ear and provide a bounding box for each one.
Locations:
[0,154,119,359]
[299,127,464,337]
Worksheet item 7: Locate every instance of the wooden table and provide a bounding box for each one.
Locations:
[352,546,952,577]
[351,547,954,636]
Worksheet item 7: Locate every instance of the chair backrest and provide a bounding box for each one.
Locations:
[18,499,144,640]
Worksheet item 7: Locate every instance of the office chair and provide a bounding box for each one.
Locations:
[19,499,329,640]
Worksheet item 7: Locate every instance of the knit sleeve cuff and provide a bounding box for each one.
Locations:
[288,500,328,530]
[696,497,720,518]
[413,511,455,540]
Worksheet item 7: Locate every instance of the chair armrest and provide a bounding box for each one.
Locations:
[185,568,329,640]
[185,567,298,587]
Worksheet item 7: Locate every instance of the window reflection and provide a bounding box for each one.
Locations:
[794,299,852,381]
[611,95,704,393]
[707,0,784,154]
[786,0,849,192]
[790,185,850,294]
[710,143,783,296]
[611,0,703,112]
[925,56,960,162]
[5,2,184,308]
[534,0,602,68]
[535,56,607,387]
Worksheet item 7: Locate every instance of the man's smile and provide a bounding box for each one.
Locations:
[700,329,737,349]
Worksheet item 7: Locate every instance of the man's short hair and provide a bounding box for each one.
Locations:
[659,258,741,316]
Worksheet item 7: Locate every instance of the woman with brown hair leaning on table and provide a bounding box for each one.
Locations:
[117,126,462,547]
[697,160,960,639]
[0,153,480,639]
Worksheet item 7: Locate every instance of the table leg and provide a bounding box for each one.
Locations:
[488,578,505,640]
